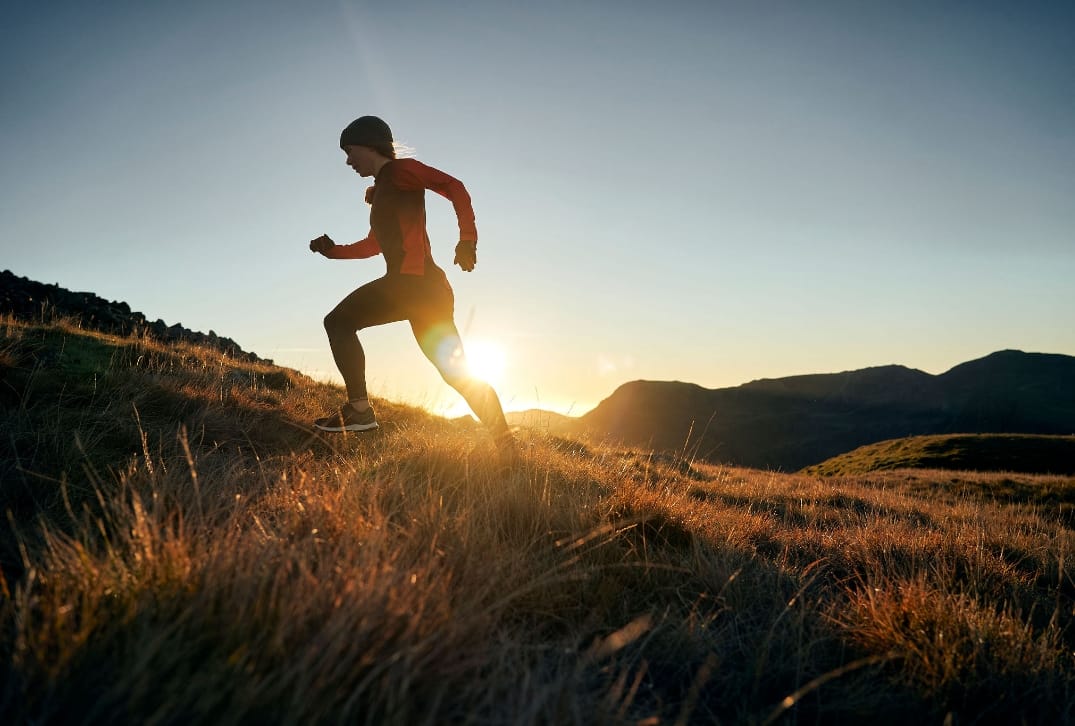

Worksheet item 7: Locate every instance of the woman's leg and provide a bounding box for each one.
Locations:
[324,277,407,401]
[412,317,510,436]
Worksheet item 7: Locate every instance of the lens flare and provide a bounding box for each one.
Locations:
[465,340,507,386]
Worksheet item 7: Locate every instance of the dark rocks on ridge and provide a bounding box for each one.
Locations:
[0,269,268,364]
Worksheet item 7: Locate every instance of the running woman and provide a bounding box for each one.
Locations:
[309,116,511,444]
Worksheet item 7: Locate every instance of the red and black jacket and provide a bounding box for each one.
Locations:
[325,158,477,276]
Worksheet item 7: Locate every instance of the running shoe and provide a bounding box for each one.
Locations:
[314,404,379,432]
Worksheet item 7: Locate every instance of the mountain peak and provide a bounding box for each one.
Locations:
[578,352,1075,470]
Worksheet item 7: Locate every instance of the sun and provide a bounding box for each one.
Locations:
[465,339,507,386]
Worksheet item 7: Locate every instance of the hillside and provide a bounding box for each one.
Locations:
[9,268,1072,475]
[576,352,1075,470]
[803,434,1075,477]
[2,309,1075,722]
[1,268,265,362]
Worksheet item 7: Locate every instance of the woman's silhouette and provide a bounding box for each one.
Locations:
[309,116,510,447]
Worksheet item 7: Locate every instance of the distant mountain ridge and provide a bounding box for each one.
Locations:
[1,269,266,363]
[576,351,1075,471]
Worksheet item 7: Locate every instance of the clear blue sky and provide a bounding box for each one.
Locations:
[3,1,1073,415]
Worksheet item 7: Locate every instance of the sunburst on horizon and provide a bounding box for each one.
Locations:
[464,339,507,388]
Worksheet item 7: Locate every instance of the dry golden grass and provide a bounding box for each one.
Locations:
[2,315,1073,723]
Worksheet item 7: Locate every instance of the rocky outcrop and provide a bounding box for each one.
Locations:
[1,269,268,364]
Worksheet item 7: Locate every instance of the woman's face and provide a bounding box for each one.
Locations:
[343,145,378,177]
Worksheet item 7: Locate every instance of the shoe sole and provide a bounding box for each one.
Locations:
[313,422,380,433]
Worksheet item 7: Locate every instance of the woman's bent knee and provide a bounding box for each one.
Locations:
[324,309,352,337]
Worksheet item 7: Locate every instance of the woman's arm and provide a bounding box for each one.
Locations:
[392,159,478,243]
[310,232,383,259]
[324,231,383,259]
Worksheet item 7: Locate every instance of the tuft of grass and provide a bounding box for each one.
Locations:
[840,575,1067,713]
[2,315,1074,723]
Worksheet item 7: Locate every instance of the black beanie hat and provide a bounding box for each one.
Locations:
[340,116,394,150]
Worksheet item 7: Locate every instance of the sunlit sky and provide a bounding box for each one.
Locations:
[3,1,1073,416]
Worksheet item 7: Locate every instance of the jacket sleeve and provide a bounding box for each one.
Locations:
[325,231,382,259]
[392,159,478,242]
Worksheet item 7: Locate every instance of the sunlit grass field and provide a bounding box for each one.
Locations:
[2,315,1074,723]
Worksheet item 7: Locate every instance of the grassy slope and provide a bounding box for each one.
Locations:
[803,433,1075,477]
[2,316,1075,724]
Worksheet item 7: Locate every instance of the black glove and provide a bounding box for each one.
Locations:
[309,234,336,255]
[454,240,477,272]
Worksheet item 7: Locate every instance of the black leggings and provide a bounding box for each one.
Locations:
[323,274,508,434]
